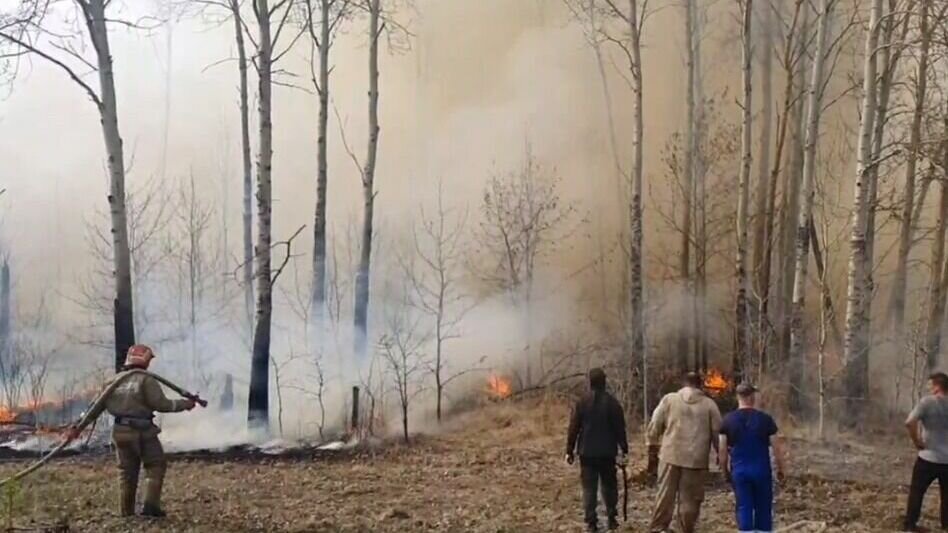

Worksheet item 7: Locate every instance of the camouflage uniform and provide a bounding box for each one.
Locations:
[83,369,191,516]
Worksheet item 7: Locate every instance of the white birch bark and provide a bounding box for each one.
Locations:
[789,0,835,410]
[627,0,646,389]
[890,0,933,335]
[735,0,754,381]
[842,0,883,414]
[248,0,274,430]
[84,0,136,371]
[353,0,381,358]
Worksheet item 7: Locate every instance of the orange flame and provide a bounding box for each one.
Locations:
[0,388,98,428]
[703,368,730,397]
[487,374,512,400]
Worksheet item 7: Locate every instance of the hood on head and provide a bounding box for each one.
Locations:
[679,386,705,404]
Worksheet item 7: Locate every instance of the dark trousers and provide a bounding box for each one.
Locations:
[580,457,618,527]
[905,457,948,529]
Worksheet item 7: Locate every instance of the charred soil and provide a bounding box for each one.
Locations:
[0,399,932,532]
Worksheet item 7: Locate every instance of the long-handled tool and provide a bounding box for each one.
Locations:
[0,369,205,488]
[619,463,628,522]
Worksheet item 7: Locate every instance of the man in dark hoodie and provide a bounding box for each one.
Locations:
[566,368,629,532]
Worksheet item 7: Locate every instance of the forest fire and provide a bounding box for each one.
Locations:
[486,375,513,400]
[0,391,96,430]
[703,369,731,397]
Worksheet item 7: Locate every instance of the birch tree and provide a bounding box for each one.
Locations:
[234,0,255,333]
[190,0,257,333]
[922,118,948,368]
[563,0,649,406]
[306,0,350,326]
[625,0,645,387]
[352,0,382,359]
[788,0,836,412]
[247,0,303,431]
[842,0,883,417]
[890,1,946,335]
[767,0,807,368]
[734,0,754,381]
[0,0,137,371]
[751,0,774,325]
[680,0,695,370]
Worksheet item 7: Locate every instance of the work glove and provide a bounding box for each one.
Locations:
[182,399,197,411]
[565,453,575,466]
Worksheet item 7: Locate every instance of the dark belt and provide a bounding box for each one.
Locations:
[113,415,154,428]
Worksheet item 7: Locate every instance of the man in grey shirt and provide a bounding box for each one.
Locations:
[904,372,948,531]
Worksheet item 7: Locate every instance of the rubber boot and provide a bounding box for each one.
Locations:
[141,503,166,518]
[141,469,165,518]
[119,483,137,517]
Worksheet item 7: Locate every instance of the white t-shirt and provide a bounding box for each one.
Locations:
[908,395,948,464]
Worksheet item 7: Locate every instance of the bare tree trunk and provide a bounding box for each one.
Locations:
[679,0,695,373]
[810,217,844,349]
[734,0,754,382]
[248,0,274,431]
[627,0,646,386]
[311,0,331,324]
[842,0,883,418]
[789,0,834,414]
[922,120,948,369]
[231,0,255,335]
[84,0,135,372]
[692,0,708,373]
[0,262,9,366]
[752,0,774,330]
[353,0,381,359]
[770,0,806,369]
[890,0,932,335]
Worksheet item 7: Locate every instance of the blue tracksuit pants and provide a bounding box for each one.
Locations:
[732,468,773,532]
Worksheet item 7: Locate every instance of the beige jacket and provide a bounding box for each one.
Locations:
[646,387,722,469]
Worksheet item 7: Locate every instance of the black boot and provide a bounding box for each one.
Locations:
[607,517,619,530]
[141,503,166,518]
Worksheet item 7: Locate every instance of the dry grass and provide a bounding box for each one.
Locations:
[0,397,933,532]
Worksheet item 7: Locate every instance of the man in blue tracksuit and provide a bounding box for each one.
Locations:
[718,383,787,533]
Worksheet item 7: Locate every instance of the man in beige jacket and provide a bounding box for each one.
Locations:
[646,372,722,533]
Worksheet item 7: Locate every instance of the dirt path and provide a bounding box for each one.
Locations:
[0,400,932,532]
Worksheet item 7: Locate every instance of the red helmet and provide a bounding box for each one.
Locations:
[125,344,155,368]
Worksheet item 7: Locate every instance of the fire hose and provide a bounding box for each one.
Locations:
[0,369,206,488]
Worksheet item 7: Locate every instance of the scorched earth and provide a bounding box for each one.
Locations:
[0,399,930,532]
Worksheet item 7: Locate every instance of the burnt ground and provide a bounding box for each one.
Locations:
[0,398,932,532]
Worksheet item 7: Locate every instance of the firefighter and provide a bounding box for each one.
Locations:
[67,345,196,518]
[565,368,629,532]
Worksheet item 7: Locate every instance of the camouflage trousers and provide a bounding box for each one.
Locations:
[113,429,166,516]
